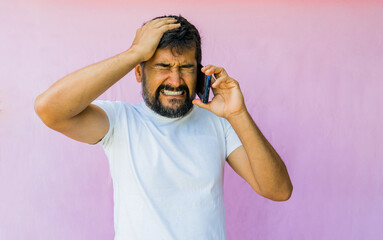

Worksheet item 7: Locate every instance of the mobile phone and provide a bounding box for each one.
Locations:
[196,64,212,103]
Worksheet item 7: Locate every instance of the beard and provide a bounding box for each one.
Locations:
[141,72,195,118]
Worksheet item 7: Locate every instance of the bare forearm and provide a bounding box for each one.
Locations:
[227,110,293,199]
[35,49,141,124]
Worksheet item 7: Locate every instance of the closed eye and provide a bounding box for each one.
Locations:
[155,63,171,69]
[180,64,195,73]
[180,64,194,69]
[153,63,195,73]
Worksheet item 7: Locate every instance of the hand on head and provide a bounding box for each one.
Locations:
[130,17,181,62]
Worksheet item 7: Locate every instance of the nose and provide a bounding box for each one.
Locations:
[167,68,183,87]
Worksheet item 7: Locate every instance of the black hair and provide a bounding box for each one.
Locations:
[140,14,202,69]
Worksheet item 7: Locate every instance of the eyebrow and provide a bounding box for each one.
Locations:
[154,63,195,68]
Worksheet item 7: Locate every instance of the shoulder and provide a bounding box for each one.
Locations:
[92,100,139,112]
[91,100,140,122]
[92,99,124,110]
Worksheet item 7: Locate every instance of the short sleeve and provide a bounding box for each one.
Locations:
[223,119,243,158]
[91,100,121,147]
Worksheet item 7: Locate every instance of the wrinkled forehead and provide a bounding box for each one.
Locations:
[149,47,197,65]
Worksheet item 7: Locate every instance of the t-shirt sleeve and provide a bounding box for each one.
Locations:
[90,100,120,147]
[223,119,243,159]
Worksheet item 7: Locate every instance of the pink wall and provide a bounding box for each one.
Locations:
[1,0,382,239]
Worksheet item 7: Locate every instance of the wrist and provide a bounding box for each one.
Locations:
[226,107,249,123]
[123,47,145,64]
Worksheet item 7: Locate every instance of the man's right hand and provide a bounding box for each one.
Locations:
[129,17,181,62]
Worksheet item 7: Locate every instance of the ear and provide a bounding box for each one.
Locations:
[135,64,143,83]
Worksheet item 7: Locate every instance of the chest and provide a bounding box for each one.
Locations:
[123,119,226,198]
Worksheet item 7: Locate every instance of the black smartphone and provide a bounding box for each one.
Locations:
[196,64,212,103]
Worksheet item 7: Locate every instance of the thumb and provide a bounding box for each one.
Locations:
[192,99,211,111]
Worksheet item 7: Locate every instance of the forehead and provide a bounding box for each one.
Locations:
[148,47,197,64]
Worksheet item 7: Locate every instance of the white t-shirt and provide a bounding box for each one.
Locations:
[91,100,242,240]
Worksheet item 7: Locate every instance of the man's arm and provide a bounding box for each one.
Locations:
[34,17,181,144]
[193,65,293,201]
[34,50,142,144]
[227,112,293,201]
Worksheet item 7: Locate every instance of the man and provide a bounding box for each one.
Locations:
[35,15,293,240]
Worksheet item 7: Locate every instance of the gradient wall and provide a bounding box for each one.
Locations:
[0,0,382,239]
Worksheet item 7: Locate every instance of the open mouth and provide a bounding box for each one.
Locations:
[161,89,185,96]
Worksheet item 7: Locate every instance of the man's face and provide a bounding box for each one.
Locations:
[139,47,198,118]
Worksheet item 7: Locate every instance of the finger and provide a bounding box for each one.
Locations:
[202,65,220,74]
[212,76,238,89]
[142,17,169,28]
[211,79,229,89]
[202,65,228,79]
[192,99,212,111]
[152,18,178,28]
[210,74,227,88]
[211,78,221,88]
[159,22,181,32]
[201,64,214,74]
[148,17,176,26]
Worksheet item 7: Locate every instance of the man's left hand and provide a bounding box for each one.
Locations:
[192,65,246,120]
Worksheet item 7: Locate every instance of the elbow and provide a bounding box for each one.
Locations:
[266,189,293,202]
[276,180,293,201]
[34,94,57,128]
[273,173,294,201]
[279,186,293,201]
[34,95,47,122]
[262,183,293,202]
[34,95,44,119]
[279,184,293,201]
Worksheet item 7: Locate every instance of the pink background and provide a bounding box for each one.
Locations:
[1,0,382,239]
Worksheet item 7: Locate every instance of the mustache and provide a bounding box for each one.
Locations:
[155,84,190,98]
[158,84,189,92]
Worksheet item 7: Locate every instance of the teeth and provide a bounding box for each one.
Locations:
[162,90,184,95]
